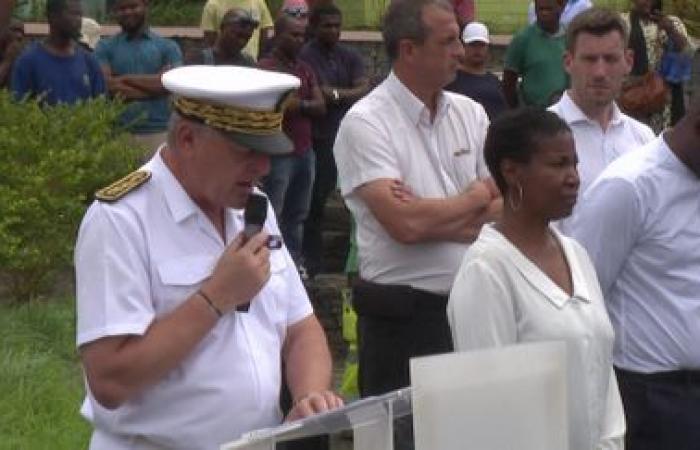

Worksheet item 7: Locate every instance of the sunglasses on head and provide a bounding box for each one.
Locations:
[283,6,308,18]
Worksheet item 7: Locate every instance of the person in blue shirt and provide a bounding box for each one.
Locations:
[10,0,105,105]
[95,0,182,157]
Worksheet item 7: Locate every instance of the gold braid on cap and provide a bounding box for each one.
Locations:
[173,92,293,135]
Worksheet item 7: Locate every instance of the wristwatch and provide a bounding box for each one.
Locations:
[332,89,340,103]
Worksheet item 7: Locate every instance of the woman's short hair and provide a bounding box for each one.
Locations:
[484,107,571,195]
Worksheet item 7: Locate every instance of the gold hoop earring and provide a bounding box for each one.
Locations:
[509,183,523,212]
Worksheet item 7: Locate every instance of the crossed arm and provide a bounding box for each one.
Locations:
[101,65,172,101]
[357,177,502,245]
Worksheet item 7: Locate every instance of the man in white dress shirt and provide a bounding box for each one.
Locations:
[333,0,500,447]
[569,95,700,449]
[74,66,342,450]
[549,7,655,234]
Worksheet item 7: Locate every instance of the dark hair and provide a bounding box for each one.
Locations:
[484,107,571,195]
[309,3,342,29]
[566,7,629,52]
[274,14,302,35]
[46,0,76,18]
[382,0,453,62]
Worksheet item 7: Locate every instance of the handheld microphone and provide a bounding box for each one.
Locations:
[244,193,268,239]
[238,193,282,312]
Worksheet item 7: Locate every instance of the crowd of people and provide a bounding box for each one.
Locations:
[1,0,699,449]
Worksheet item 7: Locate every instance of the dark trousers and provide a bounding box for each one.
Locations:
[302,137,338,276]
[353,279,454,450]
[615,366,700,450]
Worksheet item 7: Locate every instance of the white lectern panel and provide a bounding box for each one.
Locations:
[410,341,568,450]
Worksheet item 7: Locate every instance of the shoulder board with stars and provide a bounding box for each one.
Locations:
[95,170,151,203]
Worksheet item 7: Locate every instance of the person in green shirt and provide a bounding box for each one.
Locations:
[503,0,568,107]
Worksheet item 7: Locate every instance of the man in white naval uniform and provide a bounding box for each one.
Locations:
[74,66,343,450]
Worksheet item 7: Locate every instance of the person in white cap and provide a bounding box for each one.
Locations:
[74,65,343,450]
[445,21,507,120]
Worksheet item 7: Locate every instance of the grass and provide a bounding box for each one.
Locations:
[11,0,698,35]
[0,298,91,450]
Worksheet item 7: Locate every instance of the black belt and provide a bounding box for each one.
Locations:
[616,367,700,385]
[352,278,448,319]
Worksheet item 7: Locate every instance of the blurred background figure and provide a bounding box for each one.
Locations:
[200,0,272,59]
[186,7,257,66]
[78,16,101,51]
[528,0,593,28]
[10,0,105,104]
[451,0,475,28]
[96,0,182,158]
[503,0,568,108]
[259,16,325,270]
[0,17,24,88]
[620,0,693,132]
[445,21,507,120]
[448,107,625,450]
[281,0,309,25]
[300,3,369,279]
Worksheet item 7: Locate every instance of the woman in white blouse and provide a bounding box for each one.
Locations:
[447,108,625,450]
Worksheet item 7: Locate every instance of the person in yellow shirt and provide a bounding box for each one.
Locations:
[200,0,272,59]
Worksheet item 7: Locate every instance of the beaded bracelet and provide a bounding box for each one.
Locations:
[197,289,222,318]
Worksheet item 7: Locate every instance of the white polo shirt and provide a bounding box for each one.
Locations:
[569,136,700,373]
[448,224,625,450]
[75,152,312,450]
[549,92,655,234]
[334,71,490,294]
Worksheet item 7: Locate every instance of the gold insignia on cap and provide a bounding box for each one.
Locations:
[173,93,293,136]
[95,170,151,202]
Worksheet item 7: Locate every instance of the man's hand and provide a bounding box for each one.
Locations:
[389,179,415,203]
[200,232,271,314]
[285,390,345,422]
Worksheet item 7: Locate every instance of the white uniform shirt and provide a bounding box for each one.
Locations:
[75,152,312,450]
[448,224,625,450]
[569,136,700,373]
[334,71,490,294]
[549,91,655,234]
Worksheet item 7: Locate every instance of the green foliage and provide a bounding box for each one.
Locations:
[0,91,139,303]
[0,298,91,450]
[148,0,204,26]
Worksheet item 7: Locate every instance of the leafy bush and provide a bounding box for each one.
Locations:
[0,91,140,303]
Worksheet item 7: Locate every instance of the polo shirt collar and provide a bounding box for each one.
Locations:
[122,27,155,41]
[150,148,201,223]
[559,91,625,128]
[386,71,451,126]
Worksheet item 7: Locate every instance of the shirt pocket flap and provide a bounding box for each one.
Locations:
[158,254,217,286]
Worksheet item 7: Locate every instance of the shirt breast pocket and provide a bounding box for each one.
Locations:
[156,254,217,315]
